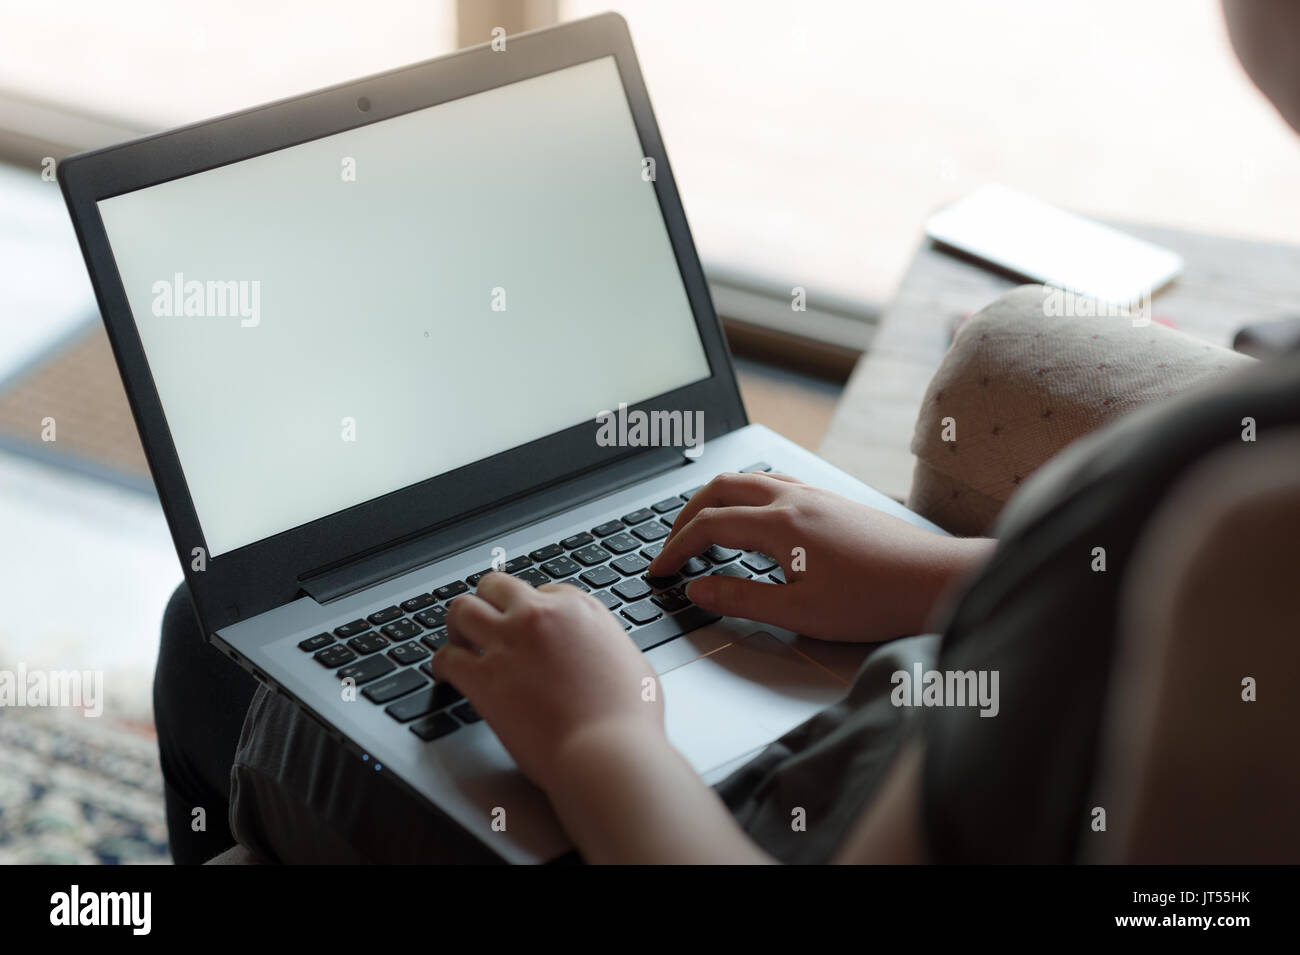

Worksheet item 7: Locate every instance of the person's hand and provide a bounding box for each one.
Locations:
[647,471,993,643]
[432,573,664,793]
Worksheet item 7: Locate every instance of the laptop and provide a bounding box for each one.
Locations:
[59,13,942,863]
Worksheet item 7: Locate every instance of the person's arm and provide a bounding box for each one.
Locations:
[432,473,994,863]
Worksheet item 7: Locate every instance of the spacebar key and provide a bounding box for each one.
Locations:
[629,605,721,652]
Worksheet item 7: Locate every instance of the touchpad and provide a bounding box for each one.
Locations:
[659,630,847,776]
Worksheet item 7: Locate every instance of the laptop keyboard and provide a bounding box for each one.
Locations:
[297,462,785,743]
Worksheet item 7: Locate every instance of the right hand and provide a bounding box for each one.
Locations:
[647,471,993,643]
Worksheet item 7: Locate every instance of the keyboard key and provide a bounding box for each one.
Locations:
[620,599,663,626]
[452,702,483,724]
[646,572,681,589]
[561,578,591,592]
[681,556,710,576]
[632,522,670,542]
[530,543,565,562]
[337,655,396,685]
[362,669,428,704]
[580,565,620,588]
[561,532,594,550]
[711,564,751,579]
[514,567,551,587]
[465,568,495,587]
[741,552,779,574]
[652,588,691,613]
[571,544,612,566]
[621,508,655,526]
[416,669,466,706]
[651,497,684,514]
[639,542,664,561]
[385,687,439,722]
[400,593,436,613]
[434,581,470,601]
[388,641,430,666]
[611,554,649,576]
[740,462,773,473]
[415,606,448,629]
[381,618,422,640]
[367,606,403,625]
[770,567,787,584]
[612,578,652,602]
[540,556,581,579]
[504,555,533,573]
[420,628,449,651]
[706,545,741,564]
[298,632,333,652]
[628,604,721,652]
[591,589,621,610]
[680,485,705,501]
[314,644,356,668]
[602,532,639,554]
[410,712,460,741]
[348,632,389,655]
[592,520,625,537]
[334,619,371,639]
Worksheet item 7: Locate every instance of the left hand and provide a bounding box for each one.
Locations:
[432,572,665,793]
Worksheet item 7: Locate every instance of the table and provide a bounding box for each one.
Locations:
[818,223,1300,502]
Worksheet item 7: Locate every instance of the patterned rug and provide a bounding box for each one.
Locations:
[0,703,169,864]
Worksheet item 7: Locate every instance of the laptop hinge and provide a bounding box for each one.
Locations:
[299,446,695,605]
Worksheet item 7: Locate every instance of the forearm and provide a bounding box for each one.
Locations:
[544,720,772,864]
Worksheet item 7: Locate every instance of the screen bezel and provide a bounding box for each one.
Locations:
[58,13,747,633]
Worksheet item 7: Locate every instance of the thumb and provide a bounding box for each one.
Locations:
[685,575,805,632]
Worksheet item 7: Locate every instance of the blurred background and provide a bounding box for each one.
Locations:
[0,0,1297,862]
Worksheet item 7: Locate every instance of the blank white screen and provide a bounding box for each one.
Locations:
[97,56,711,557]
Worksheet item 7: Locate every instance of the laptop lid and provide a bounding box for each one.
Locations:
[58,13,746,635]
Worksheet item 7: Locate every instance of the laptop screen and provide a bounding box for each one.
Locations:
[96,56,711,558]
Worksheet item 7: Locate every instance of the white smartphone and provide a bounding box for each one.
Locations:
[925,183,1183,307]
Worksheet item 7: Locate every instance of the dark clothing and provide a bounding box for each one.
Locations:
[922,351,1300,863]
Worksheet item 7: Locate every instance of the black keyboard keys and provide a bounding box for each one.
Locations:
[741,552,779,574]
[514,567,551,587]
[620,599,663,626]
[348,632,389,655]
[362,669,428,704]
[434,581,469,601]
[602,532,639,554]
[410,712,460,741]
[612,578,652,602]
[631,521,669,542]
[591,589,621,610]
[711,564,751,579]
[337,655,396,685]
[706,545,741,564]
[389,641,430,666]
[452,702,482,724]
[652,588,691,613]
[368,606,403,625]
[580,565,619,588]
[530,543,565,562]
[400,593,436,613]
[314,644,357,668]
[592,520,625,537]
[611,554,649,576]
[561,532,594,550]
[381,618,421,641]
[334,619,371,639]
[651,497,683,514]
[420,628,449,651]
[415,606,448,629]
[621,508,655,526]
[541,556,581,579]
[571,544,612,566]
[298,632,333,652]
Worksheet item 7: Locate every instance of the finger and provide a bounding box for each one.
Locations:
[445,592,507,650]
[651,505,783,575]
[472,570,536,612]
[684,575,811,632]
[670,472,788,540]
[430,644,488,696]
